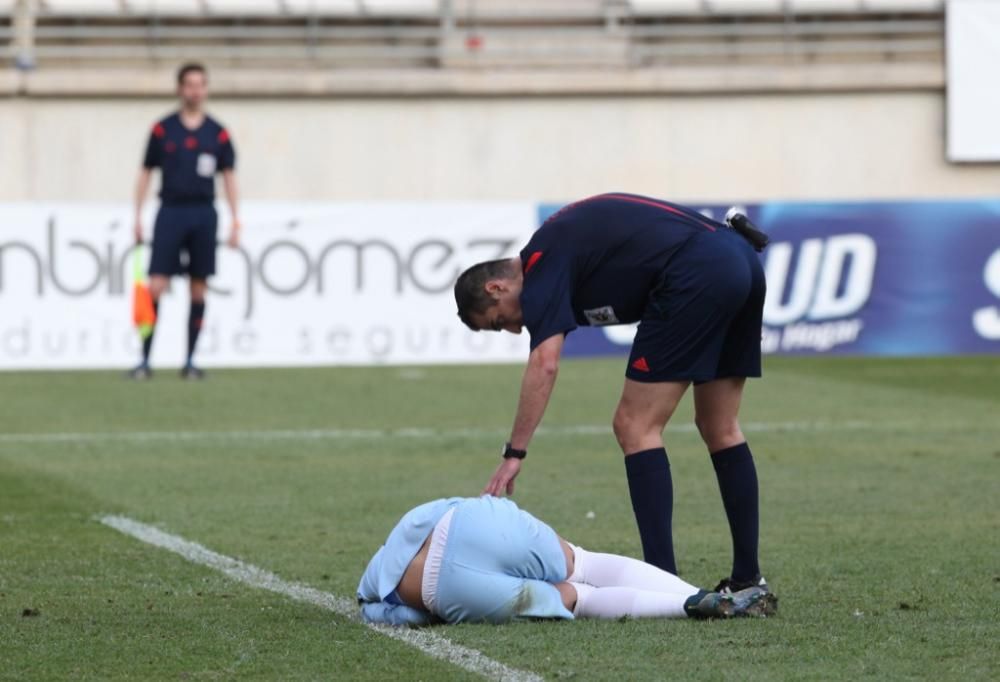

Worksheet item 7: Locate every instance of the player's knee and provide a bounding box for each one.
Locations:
[555,582,578,612]
[559,538,575,579]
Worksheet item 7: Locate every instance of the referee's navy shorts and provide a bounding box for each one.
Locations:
[625,226,766,384]
[149,203,218,279]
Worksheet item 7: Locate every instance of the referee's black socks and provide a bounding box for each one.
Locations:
[624,447,677,575]
[187,301,205,365]
[711,442,760,583]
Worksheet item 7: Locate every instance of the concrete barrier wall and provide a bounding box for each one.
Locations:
[1,90,998,204]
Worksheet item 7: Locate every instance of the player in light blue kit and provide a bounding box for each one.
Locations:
[357,496,775,626]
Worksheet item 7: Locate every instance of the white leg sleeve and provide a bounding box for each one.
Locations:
[572,583,689,620]
[570,545,700,596]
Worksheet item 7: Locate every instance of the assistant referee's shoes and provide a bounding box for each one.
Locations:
[180,363,205,380]
[127,363,152,381]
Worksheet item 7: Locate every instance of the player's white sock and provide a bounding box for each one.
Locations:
[571,583,689,619]
[569,544,700,596]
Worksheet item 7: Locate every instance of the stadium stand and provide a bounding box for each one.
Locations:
[2,0,945,94]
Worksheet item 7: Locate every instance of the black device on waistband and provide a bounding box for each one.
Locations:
[725,208,770,253]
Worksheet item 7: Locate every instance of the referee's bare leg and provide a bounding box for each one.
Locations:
[612,379,689,575]
[149,275,169,302]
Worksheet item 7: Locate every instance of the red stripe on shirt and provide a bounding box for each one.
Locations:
[524,251,543,274]
[598,193,716,231]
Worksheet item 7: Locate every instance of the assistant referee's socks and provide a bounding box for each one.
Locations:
[141,300,160,365]
[624,447,677,575]
[711,442,760,583]
[186,301,205,365]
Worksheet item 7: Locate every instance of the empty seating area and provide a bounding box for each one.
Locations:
[9,0,947,18]
[2,1,946,72]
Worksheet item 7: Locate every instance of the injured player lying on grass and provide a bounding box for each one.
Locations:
[357,496,777,626]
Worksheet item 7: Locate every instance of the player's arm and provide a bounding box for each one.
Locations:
[133,167,153,244]
[221,169,241,248]
[359,600,436,627]
[483,333,564,497]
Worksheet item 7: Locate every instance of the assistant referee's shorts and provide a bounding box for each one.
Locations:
[625,226,766,384]
[149,203,218,279]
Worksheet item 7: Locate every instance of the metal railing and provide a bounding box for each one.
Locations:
[3,0,944,71]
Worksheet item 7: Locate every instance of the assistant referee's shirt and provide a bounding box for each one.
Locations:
[143,113,236,204]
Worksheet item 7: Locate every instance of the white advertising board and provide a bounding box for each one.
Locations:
[946,0,1000,162]
[0,202,536,369]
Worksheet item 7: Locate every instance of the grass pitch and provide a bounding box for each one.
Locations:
[1,356,998,680]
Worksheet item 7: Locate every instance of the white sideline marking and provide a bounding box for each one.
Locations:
[99,515,542,682]
[0,420,884,445]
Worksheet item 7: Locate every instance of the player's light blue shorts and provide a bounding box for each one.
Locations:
[432,496,573,624]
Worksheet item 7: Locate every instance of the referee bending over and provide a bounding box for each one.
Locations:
[130,62,240,380]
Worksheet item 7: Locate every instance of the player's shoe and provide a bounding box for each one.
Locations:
[683,591,735,619]
[180,363,205,380]
[715,576,778,616]
[127,363,152,381]
[728,586,778,618]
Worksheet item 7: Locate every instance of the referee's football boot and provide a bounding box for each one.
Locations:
[728,585,778,617]
[684,587,774,619]
[127,363,152,381]
[180,363,205,380]
[715,575,778,616]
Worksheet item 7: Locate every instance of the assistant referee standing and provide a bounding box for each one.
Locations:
[130,62,240,380]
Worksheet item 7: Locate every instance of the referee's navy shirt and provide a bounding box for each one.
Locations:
[519,193,724,350]
[143,113,235,205]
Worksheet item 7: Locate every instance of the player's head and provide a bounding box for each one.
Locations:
[455,259,524,334]
[176,62,208,110]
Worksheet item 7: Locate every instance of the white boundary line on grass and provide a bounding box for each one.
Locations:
[99,514,542,682]
[1,420,883,445]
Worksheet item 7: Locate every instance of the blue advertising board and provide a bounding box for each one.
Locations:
[537,199,1000,358]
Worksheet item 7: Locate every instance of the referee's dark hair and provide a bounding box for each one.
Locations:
[455,259,517,330]
[177,62,207,85]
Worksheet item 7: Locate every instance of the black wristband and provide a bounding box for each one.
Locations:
[502,442,527,460]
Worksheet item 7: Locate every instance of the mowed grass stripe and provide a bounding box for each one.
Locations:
[99,515,543,682]
[0,419,944,445]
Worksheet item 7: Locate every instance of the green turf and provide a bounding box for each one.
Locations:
[1,356,998,681]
